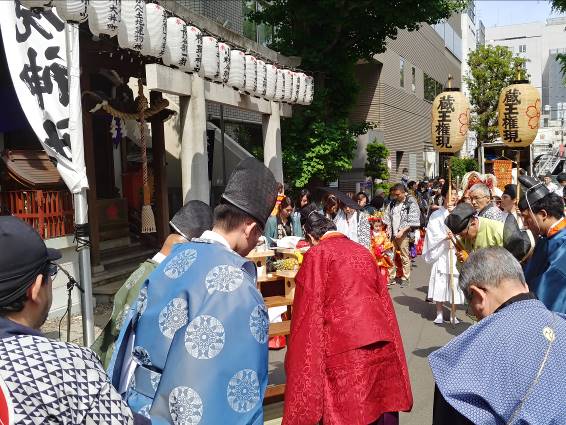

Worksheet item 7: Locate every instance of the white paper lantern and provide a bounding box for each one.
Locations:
[290,72,300,103]
[304,76,314,105]
[244,55,257,94]
[255,60,267,97]
[141,3,167,58]
[217,42,231,83]
[162,17,188,69]
[55,1,88,23]
[118,0,145,52]
[265,64,277,100]
[295,73,306,105]
[283,69,294,103]
[227,50,245,90]
[20,1,52,10]
[275,69,286,101]
[88,0,121,38]
[186,25,203,73]
[200,36,219,80]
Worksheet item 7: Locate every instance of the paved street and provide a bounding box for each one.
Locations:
[265,255,474,424]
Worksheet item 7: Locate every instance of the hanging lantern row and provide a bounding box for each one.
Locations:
[430,76,470,154]
[26,0,313,105]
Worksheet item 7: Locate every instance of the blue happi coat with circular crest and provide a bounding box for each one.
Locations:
[109,238,269,424]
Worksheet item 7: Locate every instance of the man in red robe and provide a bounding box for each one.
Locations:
[283,212,413,425]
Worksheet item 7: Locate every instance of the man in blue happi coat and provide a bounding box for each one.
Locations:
[430,247,566,424]
[109,158,278,424]
[518,175,566,313]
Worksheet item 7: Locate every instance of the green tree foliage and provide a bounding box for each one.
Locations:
[450,157,479,180]
[249,0,467,187]
[365,140,390,181]
[464,45,527,145]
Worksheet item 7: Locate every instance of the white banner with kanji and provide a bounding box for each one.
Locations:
[0,1,88,193]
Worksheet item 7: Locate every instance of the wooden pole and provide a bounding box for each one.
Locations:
[448,157,457,326]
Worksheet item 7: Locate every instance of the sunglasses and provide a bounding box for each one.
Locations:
[45,262,58,280]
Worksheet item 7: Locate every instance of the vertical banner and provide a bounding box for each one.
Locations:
[493,159,513,191]
[0,1,88,193]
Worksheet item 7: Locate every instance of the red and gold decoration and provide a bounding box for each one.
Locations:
[431,76,470,153]
[497,75,541,148]
[493,159,513,191]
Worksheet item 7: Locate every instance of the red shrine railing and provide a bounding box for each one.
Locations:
[1,190,74,239]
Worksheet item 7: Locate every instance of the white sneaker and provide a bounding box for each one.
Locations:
[447,317,461,325]
[433,315,444,324]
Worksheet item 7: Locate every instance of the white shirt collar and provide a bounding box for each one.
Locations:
[200,230,232,250]
[151,252,167,264]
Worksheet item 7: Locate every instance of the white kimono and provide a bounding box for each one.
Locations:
[423,207,465,304]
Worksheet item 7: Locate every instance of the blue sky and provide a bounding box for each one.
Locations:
[476,0,566,27]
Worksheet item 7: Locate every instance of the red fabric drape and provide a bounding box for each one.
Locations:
[283,234,413,425]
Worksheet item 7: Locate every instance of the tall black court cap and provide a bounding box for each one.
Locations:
[170,200,213,240]
[220,157,278,228]
[445,203,476,234]
[0,216,61,307]
[518,175,550,211]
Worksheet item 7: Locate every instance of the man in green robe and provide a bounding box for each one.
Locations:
[445,203,504,264]
[92,200,212,368]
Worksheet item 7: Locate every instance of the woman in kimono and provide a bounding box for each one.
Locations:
[423,183,465,324]
[283,212,412,425]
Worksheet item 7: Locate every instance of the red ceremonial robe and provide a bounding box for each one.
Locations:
[283,233,413,425]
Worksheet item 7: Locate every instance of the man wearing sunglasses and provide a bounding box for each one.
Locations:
[0,216,147,424]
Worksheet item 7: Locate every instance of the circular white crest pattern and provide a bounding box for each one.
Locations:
[249,305,269,344]
[150,370,160,391]
[204,265,244,294]
[227,369,260,413]
[138,404,151,419]
[159,298,189,339]
[164,249,198,279]
[125,266,146,289]
[185,315,225,359]
[169,386,203,425]
[137,286,148,316]
[132,346,152,366]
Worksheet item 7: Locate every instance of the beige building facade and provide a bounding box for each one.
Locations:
[346,17,463,189]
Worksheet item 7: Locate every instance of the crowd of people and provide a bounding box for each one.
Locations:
[0,159,565,424]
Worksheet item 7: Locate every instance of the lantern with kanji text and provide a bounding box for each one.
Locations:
[141,3,167,58]
[227,50,245,90]
[88,0,121,38]
[217,42,231,83]
[162,17,187,69]
[255,60,267,97]
[265,64,278,100]
[497,79,540,148]
[201,36,219,80]
[431,87,470,153]
[117,0,145,52]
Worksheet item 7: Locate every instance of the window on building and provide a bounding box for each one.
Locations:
[411,67,416,93]
[243,0,274,46]
[400,57,405,88]
[424,73,443,102]
[519,44,527,53]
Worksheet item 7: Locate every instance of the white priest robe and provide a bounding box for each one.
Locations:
[423,207,465,304]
